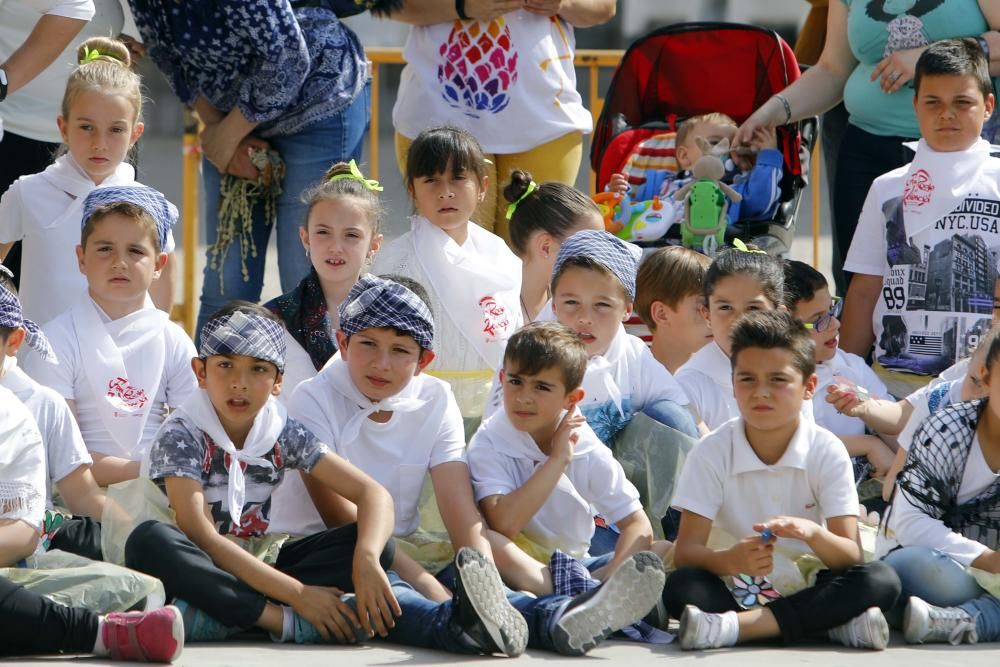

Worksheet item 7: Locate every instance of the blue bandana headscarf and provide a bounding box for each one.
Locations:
[81,185,177,251]
[200,309,286,373]
[552,230,642,300]
[339,275,435,351]
[0,265,56,363]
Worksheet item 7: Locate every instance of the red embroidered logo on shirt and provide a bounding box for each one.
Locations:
[480,296,510,340]
[902,169,934,209]
[106,377,148,411]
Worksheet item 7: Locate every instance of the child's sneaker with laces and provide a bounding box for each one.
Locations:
[550,550,666,656]
[449,546,528,657]
[173,599,242,642]
[678,605,738,650]
[828,607,889,650]
[904,596,978,645]
[101,605,184,663]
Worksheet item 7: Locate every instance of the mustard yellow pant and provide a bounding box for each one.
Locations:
[395,130,584,242]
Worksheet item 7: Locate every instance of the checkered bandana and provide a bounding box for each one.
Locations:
[81,185,177,250]
[200,310,286,373]
[552,230,642,300]
[0,278,56,363]
[338,274,435,351]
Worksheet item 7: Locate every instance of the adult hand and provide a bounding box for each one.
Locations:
[223,136,273,182]
[352,552,401,638]
[871,47,923,94]
[725,534,775,577]
[117,34,146,67]
[201,121,259,176]
[292,584,361,643]
[466,0,523,20]
[733,97,784,150]
[523,0,562,17]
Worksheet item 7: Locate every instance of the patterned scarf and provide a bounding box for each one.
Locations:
[264,269,335,372]
[896,398,1000,549]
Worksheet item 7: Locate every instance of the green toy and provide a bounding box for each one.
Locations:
[673,136,742,254]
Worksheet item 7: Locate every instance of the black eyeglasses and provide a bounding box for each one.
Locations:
[803,297,843,333]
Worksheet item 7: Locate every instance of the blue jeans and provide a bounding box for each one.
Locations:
[383,571,479,653]
[643,399,698,439]
[195,83,371,342]
[884,545,1000,641]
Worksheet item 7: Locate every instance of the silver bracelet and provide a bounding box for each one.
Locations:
[773,93,792,126]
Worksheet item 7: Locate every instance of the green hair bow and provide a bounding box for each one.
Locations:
[505,181,538,220]
[329,159,383,191]
[80,46,103,65]
[732,238,767,254]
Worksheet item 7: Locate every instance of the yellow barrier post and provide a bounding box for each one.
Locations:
[811,134,822,269]
[179,108,200,336]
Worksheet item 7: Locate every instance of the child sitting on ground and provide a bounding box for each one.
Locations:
[124,302,416,647]
[25,186,197,487]
[373,127,521,423]
[782,260,896,486]
[634,247,713,374]
[676,244,812,431]
[547,229,700,443]
[842,39,1000,399]
[468,322,668,601]
[664,310,902,651]
[503,170,605,323]
[0,393,183,662]
[0,269,105,559]
[609,112,783,225]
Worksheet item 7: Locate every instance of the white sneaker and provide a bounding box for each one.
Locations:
[903,596,978,645]
[678,605,738,651]
[828,607,889,650]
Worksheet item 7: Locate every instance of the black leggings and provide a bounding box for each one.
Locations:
[0,575,99,656]
[663,561,901,645]
[124,521,396,629]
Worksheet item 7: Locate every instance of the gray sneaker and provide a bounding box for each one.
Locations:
[678,605,736,650]
[903,596,978,645]
[550,551,666,656]
[450,547,528,657]
[828,607,889,650]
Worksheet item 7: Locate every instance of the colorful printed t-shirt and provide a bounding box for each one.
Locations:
[393,10,592,153]
[845,143,1000,377]
[147,413,327,538]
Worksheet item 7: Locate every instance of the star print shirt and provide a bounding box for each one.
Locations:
[128,0,368,138]
[147,413,327,538]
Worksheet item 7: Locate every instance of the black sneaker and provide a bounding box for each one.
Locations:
[449,547,528,657]
[550,551,666,656]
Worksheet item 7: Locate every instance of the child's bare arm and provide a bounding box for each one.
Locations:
[55,465,106,518]
[882,447,908,502]
[165,476,360,641]
[826,386,912,434]
[0,242,12,262]
[90,453,140,486]
[674,510,773,577]
[430,461,494,558]
[0,520,39,567]
[389,549,452,602]
[758,515,861,570]
[301,470,359,528]
[596,509,654,580]
[840,274,882,356]
[839,434,894,477]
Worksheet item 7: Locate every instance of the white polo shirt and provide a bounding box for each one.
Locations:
[673,416,858,558]
[287,357,467,537]
[676,341,814,431]
[468,409,642,559]
[813,349,888,436]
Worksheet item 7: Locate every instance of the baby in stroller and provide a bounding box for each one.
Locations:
[607,112,784,238]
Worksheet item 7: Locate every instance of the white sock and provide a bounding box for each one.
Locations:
[93,617,109,656]
[718,611,740,647]
[269,606,295,643]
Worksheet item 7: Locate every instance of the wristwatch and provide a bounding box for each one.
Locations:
[0,68,8,102]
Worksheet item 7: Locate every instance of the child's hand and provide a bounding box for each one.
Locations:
[293,585,361,643]
[755,517,819,543]
[609,173,629,195]
[352,553,401,638]
[825,383,866,417]
[550,408,585,465]
[465,0,523,20]
[726,535,774,576]
[866,439,895,478]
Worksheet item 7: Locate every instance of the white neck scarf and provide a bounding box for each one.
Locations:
[410,216,522,369]
[900,138,992,238]
[323,357,428,444]
[29,153,136,230]
[581,325,629,418]
[0,356,32,395]
[71,296,167,456]
[0,386,46,528]
[175,390,287,527]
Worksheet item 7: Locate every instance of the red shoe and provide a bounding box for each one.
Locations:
[102,605,185,662]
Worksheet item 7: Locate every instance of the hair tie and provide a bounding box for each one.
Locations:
[505,181,538,220]
[328,159,383,192]
[79,46,104,65]
[732,238,767,254]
